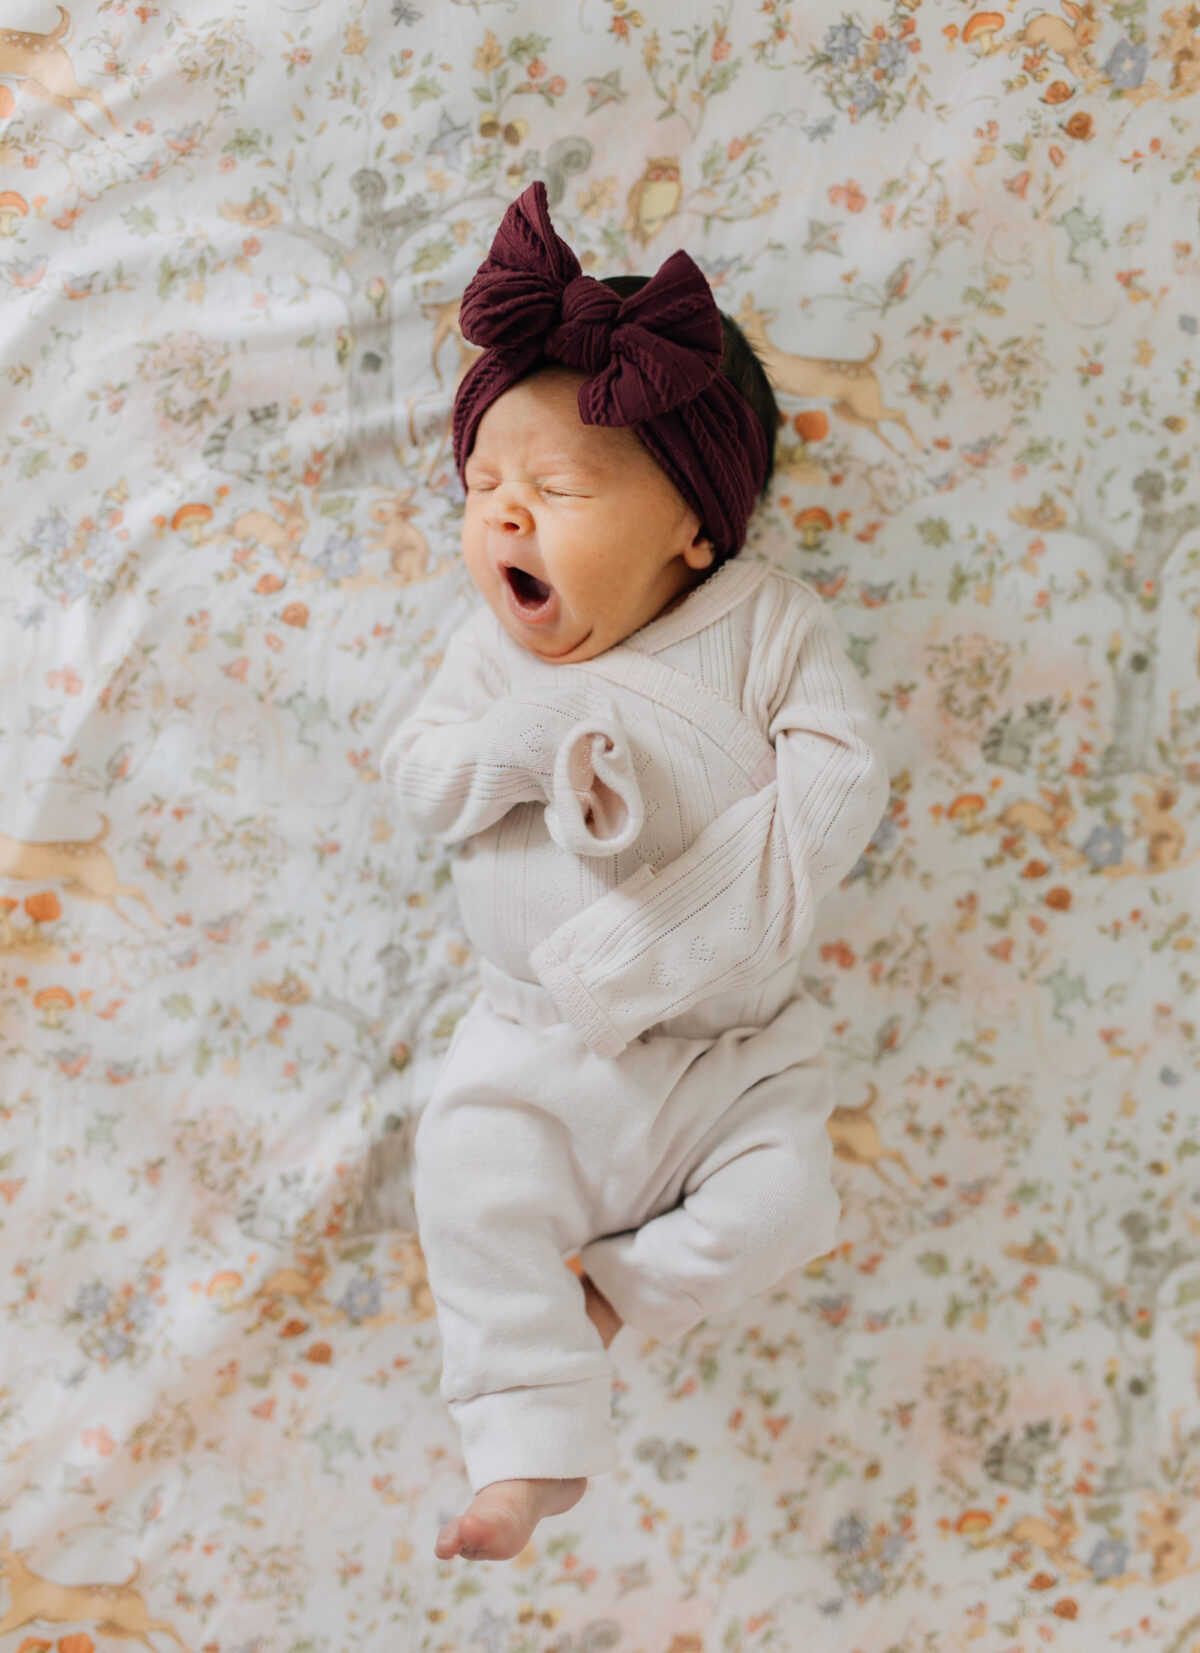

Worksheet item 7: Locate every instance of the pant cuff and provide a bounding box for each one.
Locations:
[449,1370,619,1494]
[578,1238,708,1345]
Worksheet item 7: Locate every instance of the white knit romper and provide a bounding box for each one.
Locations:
[383,556,890,1492]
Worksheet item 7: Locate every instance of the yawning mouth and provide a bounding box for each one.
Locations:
[504,563,553,608]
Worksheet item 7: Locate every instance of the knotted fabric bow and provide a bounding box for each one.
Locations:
[451,180,769,558]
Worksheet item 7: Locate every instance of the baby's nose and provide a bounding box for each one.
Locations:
[487,496,534,534]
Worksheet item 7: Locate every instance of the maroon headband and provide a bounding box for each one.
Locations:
[451,181,769,558]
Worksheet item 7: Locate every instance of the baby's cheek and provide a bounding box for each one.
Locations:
[571,565,625,622]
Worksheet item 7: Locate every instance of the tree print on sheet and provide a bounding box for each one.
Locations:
[1038,1206,1200,1496]
[2,0,1200,1642]
[218,28,590,489]
[1008,468,1200,781]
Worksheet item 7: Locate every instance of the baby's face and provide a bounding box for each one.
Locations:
[461,367,714,664]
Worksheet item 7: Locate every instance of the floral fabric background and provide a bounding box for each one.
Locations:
[1,0,1199,1647]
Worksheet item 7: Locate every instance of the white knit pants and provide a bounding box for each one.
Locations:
[413,957,842,1493]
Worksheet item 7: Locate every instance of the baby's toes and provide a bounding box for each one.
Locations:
[434,1518,463,1559]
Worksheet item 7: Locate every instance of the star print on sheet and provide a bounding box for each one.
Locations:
[803,220,843,255]
[426,108,471,171]
[584,69,625,112]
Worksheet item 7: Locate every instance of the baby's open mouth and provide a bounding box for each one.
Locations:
[504,564,553,608]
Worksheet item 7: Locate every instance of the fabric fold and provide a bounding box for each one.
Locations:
[543,703,645,858]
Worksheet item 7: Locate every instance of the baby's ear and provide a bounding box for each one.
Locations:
[689,530,715,568]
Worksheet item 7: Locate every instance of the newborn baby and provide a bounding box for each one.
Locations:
[383,182,890,1564]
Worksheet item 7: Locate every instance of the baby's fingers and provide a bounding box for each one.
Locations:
[566,733,596,796]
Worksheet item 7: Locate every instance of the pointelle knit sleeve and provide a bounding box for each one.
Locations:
[528,591,891,1058]
[381,612,645,853]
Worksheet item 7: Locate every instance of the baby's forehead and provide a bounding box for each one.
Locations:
[469,415,636,477]
[467,439,611,477]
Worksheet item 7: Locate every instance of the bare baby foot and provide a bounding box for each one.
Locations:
[435,1476,587,1561]
[580,1270,623,1348]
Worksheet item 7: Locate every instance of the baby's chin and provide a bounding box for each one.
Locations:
[493,596,598,662]
[512,622,600,663]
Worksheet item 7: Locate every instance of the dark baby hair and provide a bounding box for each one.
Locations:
[601,273,781,562]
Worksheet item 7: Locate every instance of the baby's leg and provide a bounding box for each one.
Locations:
[413,1024,619,1557]
[435,1285,623,1562]
[578,1056,841,1345]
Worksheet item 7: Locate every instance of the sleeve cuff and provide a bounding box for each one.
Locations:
[529,939,627,1060]
[543,717,644,858]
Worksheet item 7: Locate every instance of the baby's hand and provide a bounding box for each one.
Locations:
[566,732,612,823]
[544,712,643,856]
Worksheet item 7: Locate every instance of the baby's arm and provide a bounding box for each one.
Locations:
[381,614,643,851]
[529,593,891,1057]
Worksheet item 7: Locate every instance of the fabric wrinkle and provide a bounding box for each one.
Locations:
[414,956,840,1490]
